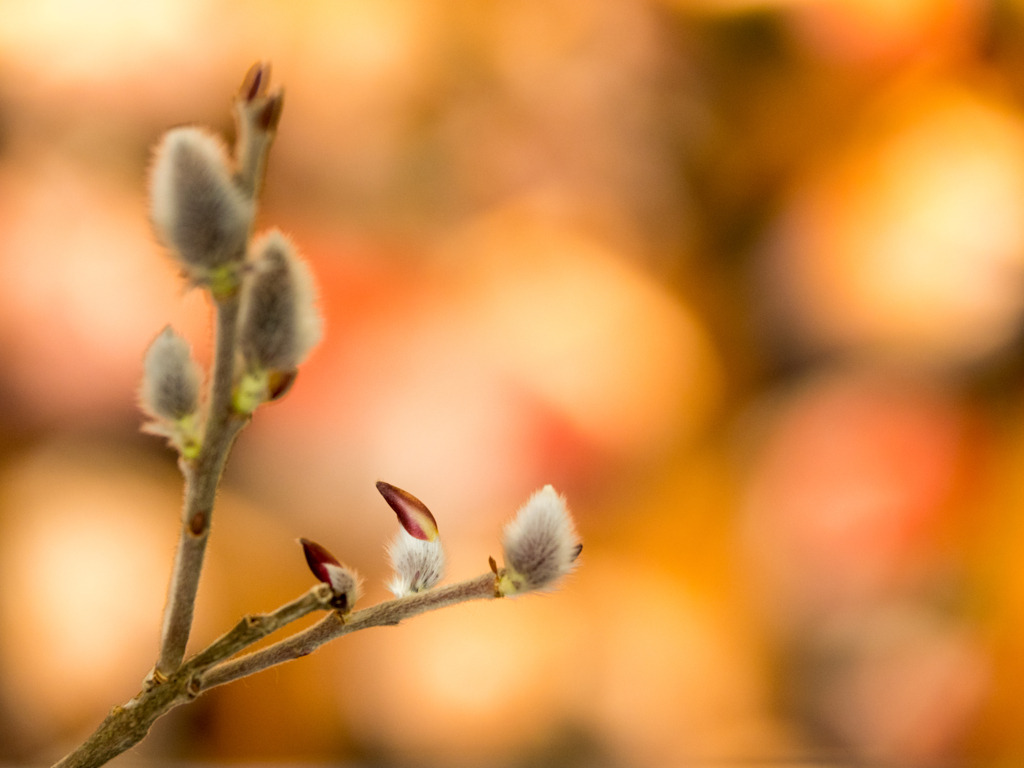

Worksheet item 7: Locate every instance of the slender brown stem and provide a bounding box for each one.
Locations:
[156,295,246,676]
[200,573,498,690]
[185,583,334,671]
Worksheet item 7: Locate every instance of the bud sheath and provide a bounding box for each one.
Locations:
[299,538,361,612]
[376,481,439,542]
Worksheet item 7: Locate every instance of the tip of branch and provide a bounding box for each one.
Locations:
[299,538,361,611]
[240,61,272,102]
[258,91,284,131]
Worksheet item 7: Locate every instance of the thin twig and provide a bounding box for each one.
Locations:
[52,575,498,768]
[184,582,334,672]
[156,295,246,676]
[200,573,499,690]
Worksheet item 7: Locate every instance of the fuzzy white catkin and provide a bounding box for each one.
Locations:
[387,531,446,598]
[140,327,202,420]
[150,127,253,270]
[501,485,580,592]
[238,230,323,371]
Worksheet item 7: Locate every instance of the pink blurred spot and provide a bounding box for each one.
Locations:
[0,160,209,423]
[744,372,967,615]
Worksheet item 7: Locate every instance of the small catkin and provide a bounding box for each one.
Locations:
[387,530,446,598]
[141,327,202,420]
[150,127,253,271]
[238,230,322,372]
[500,485,580,594]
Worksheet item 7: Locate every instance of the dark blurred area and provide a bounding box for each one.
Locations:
[1,1,1023,766]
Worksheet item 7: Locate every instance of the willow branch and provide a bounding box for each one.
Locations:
[200,573,499,690]
[54,584,334,768]
[154,65,284,677]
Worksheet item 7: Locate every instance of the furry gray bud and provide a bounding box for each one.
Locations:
[238,230,322,372]
[499,485,581,595]
[150,127,253,272]
[141,326,202,420]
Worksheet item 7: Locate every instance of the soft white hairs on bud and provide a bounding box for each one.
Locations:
[323,563,362,612]
[387,530,446,598]
[238,230,322,371]
[140,326,202,420]
[150,127,253,270]
[501,485,580,593]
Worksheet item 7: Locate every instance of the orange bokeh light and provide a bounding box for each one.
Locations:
[0,160,209,421]
[0,445,178,736]
[770,85,1024,363]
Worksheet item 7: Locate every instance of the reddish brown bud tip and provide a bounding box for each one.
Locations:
[300,538,361,611]
[267,368,298,401]
[376,481,439,541]
[241,61,271,102]
[571,543,583,562]
[488,556,499,575]
[300,537,340,585]
[258,91,284,131]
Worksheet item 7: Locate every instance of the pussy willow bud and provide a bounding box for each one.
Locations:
[141,327,201,419]
[150,127,253,281]
[376,481,439,542]
[139,326,203,458]
[387,530,446,598]
[498,485,581,596]
[234,230,322,413]
[299,538,361,612]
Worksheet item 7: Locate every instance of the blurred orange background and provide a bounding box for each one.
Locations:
[1,0,1024,766]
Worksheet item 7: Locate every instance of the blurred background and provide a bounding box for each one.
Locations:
[1,0,1023,766]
